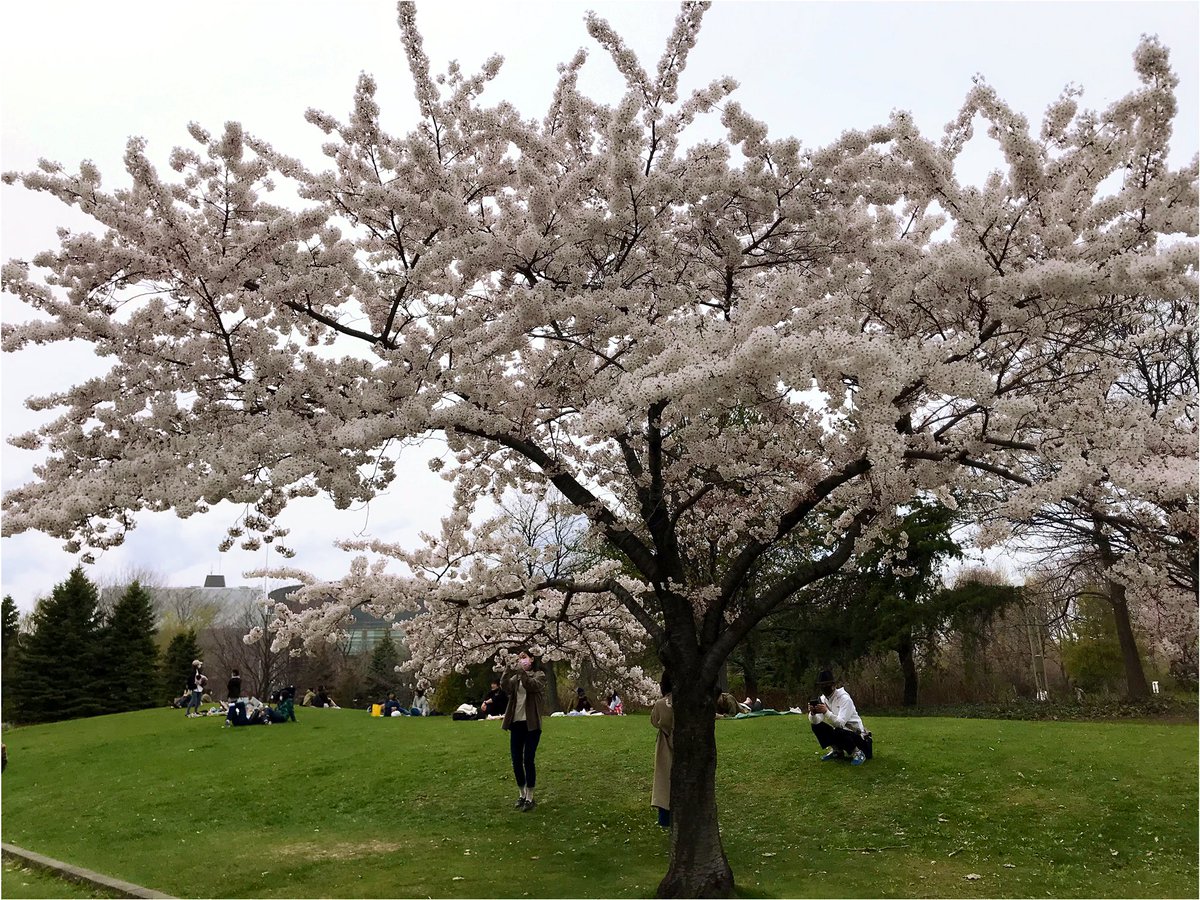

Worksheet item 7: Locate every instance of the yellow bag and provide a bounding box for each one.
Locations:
[370,703,383,717]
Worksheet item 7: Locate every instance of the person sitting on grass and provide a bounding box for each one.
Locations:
[410,688,431,717]
[714,687,740,717]
[277,686,297,722]
[606,691,624,715]
[478,679,508,719]
[382,691,404,717]
[573,687,593,713]
[302,687,316,706]
[312,686,339,709]
[808,669,871,765]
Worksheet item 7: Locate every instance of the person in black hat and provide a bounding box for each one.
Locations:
[808,669,872,765]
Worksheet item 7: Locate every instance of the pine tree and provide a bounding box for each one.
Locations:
[2,594,21,721]
[160,630,202,704]
[10,568,103,723]
[98,581,159,713]
[366,631,402,698]
[2,594,19,660]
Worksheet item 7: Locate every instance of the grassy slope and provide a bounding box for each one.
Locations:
[1,859,117,899]
[0,709,1195,898]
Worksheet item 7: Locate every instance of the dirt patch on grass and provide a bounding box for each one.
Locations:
[276,839,407,861]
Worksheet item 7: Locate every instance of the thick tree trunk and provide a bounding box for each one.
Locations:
[1107,581,1150,700]
[657,681,734,898]
[897,629,918,707]
[543,660,560,713]
[1093,523,1151,701]
[743,671,759,702]
[576,656,595,704]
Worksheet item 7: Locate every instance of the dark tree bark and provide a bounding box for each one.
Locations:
[897,627,919,707]
[1107,580,1150,700]
[657,677,734,898]
[1094,522,1151,701]
[736,635,760,700]
[542,659,560,712]
[717,660,729,693]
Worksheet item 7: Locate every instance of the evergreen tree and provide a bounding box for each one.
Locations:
[10,567,103,723]
[2,594,21,721]
[160,629,202,704]
[732,504,969,705]
[2,594,19,660]
[366,631,402,698]
[98,581,160,713]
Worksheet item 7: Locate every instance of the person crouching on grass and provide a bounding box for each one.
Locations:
[501,649,546,811]
[808,669,872,765]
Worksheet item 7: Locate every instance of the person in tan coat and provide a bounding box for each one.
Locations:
[501,649,547,811]
[651,672,674,828]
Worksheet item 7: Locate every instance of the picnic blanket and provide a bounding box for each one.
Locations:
[731,708,802,718]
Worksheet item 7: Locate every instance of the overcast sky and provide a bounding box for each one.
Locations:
[2,1,1197,612]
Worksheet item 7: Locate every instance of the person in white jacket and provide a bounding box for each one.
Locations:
[808,669,872,765]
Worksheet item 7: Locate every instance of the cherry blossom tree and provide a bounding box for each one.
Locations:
[1004,289,1198,697]
[3,2,1196,895]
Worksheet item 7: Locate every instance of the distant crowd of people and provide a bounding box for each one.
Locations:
[177,653,872,828]
[171,660,309,726]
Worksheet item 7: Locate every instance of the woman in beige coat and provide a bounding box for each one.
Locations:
[651,672,673,828]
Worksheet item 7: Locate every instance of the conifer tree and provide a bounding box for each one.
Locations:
[366,631,402,697]
[2,594,21,720]
[160,629,202,704]
[2,594,18,660]
[98,581,160,713]
[10,567,102,723]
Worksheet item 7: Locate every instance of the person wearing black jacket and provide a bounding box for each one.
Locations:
[478,680,508,718]
[573,687,593,712]
[227,669,242,702]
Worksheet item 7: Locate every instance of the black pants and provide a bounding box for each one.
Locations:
[811,722,872,757]
[509,721,541,789]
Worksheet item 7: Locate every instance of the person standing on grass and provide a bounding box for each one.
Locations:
[185,660,207,718]
[651,672,674,828]
[501,649,546,812]
[227,669,242,702]
[808,669,872,765]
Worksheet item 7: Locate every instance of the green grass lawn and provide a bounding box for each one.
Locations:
[1,859,118,899]
[1,709,1195,898]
